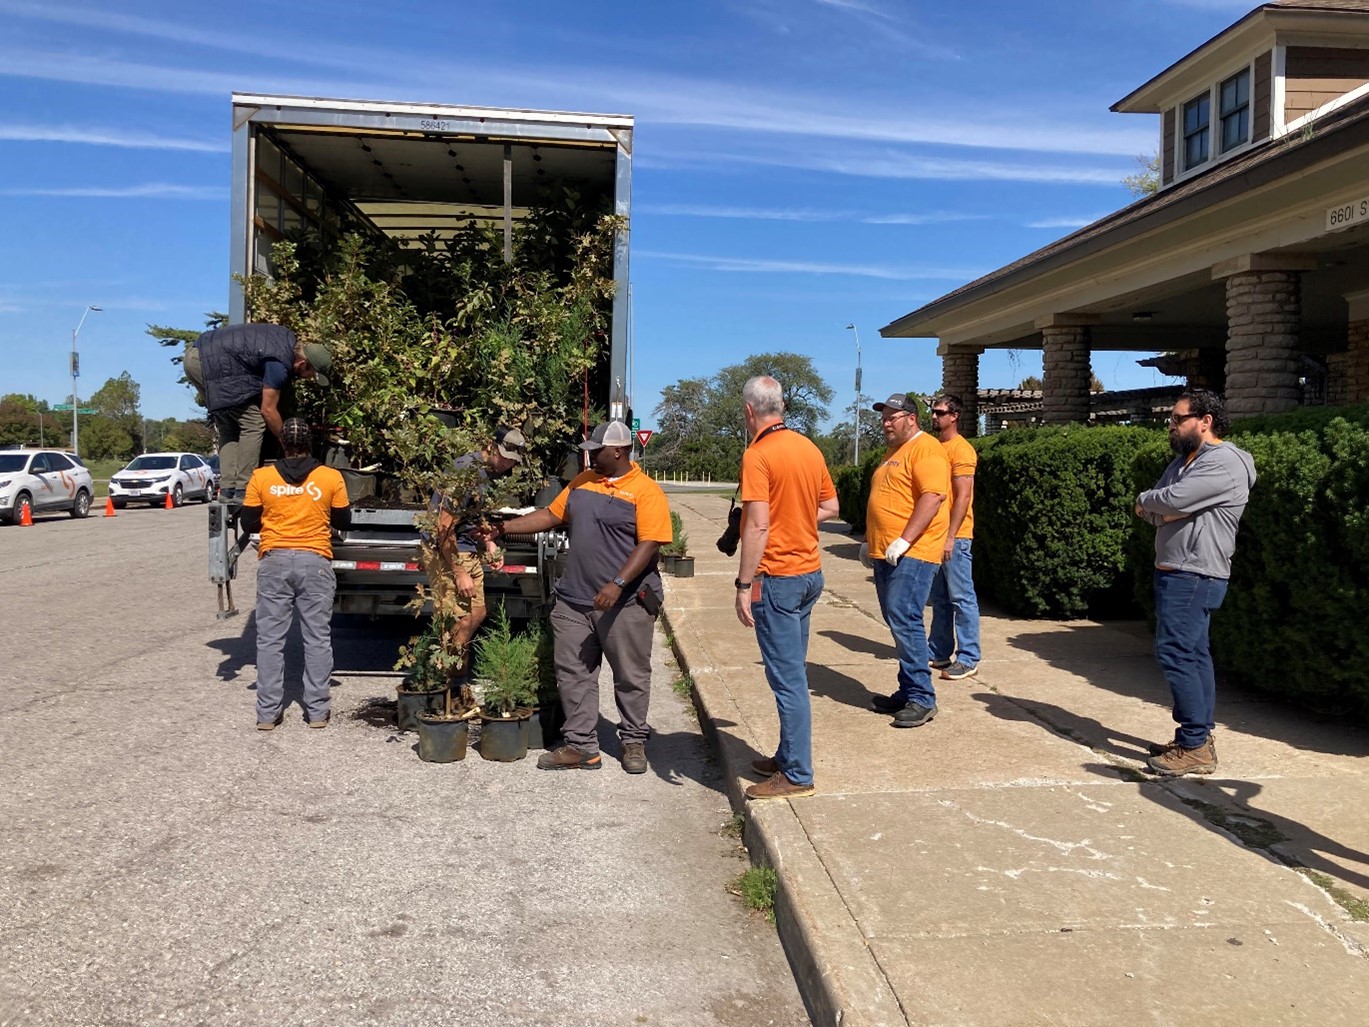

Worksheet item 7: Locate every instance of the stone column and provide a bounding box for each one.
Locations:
[1338,290,1369,405]
[1213,254,1314,419]
[1037,317,1095,424]
[941,347,981,437]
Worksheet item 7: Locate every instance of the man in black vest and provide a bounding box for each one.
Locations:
[188,323,331,504]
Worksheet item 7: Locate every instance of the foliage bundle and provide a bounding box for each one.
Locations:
[662,510,689,557]
[394,612,462,692]
[473,607,542,717]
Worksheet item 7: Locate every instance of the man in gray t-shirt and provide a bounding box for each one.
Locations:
[1135,389,1256,778]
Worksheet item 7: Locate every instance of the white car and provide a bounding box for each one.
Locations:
[0,448,95,524]
[109,452,215,508]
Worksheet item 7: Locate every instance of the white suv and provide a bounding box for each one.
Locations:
[0,449,95,524]
[109,452,215,508]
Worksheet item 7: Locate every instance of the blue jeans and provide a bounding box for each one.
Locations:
[929,538,981,668]
[1153,570,1228,749]
[872,557,940,707]
[751,571,824,787]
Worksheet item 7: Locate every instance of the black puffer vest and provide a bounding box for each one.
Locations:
[195,324,297,413]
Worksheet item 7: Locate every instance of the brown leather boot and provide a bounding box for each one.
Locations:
[536,745,603,771]
[1146,737,1217,777]
[750,756,779,777]
[745,772,815,800]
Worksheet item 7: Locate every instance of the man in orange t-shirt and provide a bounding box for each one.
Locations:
[927,394,982,681]
[735,375,840,800]
[864,393,950,727]
[241,417,351,731]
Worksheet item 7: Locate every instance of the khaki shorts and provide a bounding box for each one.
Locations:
[422,544,486,620]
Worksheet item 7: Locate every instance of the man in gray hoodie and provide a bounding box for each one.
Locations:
[1135,389,1256,777]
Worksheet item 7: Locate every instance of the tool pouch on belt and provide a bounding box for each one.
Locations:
[636,585,663,617]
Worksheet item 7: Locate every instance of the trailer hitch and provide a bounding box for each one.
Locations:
[207,500,249,619]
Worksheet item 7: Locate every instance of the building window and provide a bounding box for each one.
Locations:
[1183,92,1210,169]
[1219,69,1250,153]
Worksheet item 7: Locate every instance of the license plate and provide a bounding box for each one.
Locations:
[127,489,144,496]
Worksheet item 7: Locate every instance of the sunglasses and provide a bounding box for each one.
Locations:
[930,408,953,417]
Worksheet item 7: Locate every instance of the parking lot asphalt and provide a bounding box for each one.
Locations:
[0,506,810,1027]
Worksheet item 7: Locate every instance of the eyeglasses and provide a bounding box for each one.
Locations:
[1169,412,1200,426]
[930,409,953,417]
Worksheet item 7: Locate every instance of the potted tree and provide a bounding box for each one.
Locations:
[473,607,540,761]
[526,621,563,750]
[393,613,459,732]
[662,510,686,574]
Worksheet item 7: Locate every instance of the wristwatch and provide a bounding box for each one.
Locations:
[735,578,752,591]
[612,575,628,588]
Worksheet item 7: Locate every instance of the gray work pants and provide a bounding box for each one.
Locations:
[212,402,267,502]
[255,549,336,724]
[549,598,656,754]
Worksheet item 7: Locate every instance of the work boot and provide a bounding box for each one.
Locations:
[256,712,284,732]
[1145,737,1218,777]
[307,711,331,730]
[1148,732,1217,757]
[745,772,815,801]
[870,693,906,714]
[621,741,648,775]
[892,702,938,728]
[750,756,779,777]
[939,661,978,680]
[536,745,603,771]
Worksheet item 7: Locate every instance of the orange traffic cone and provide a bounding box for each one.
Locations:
[104,496,116,517]
[19,502,33,526]
[164,491,175,510]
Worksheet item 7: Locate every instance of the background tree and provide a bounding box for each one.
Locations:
[815,392,884,466]
[1018,373,1105,392]
[79,417,133,460]
[1123,150,1161,198]
[0,394,69,448]
[147,313,228,406]
[161,418,215,453]
[88,373,142,457]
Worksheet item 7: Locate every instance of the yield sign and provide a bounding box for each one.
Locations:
[635,429,654,447]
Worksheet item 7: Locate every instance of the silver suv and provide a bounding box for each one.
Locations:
[0,449,95,524]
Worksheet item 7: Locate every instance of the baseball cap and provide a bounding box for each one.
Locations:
[494,427,526,463]
[281,417,312,450]
[303,343,332,387]
[578,420,633,451]
[873,393,918,414]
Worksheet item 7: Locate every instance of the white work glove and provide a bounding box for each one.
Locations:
[883,537,911,566]
[858,542,872,569]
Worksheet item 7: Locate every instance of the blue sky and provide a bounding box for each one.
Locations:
[0,0,1259,427]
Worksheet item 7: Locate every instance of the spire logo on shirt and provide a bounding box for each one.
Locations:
[269,480,324,501]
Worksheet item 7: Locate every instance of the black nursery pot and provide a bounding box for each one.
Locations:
[479,712,532,762]
[416,715,469,762]
[396,687,445,732]
[673,555,695,578]
[526,701,565,750]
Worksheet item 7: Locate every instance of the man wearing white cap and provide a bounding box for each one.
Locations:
[490,421,673,774]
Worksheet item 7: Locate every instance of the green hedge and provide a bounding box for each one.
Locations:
[1131,413,1369,715]
[833,450,885,534]
[972,426,1158,618]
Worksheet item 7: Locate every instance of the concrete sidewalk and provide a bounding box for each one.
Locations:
[662,493,1369,1027]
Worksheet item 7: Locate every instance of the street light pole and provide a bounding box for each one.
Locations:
[71,305,101,455]
[846,323,862,464]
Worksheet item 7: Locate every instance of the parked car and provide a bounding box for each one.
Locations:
[0,448,95,524]
[204,454,221,499]
[108,452,214,508]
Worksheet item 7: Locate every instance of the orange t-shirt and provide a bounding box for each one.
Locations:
[942,433,977,540]
[864,432,951,563]
[740,427,836,578]
[245,463,350,559]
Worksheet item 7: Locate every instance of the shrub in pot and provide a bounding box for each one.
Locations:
[662,510,688,573]
[393,613,462,732]
[473,607,539,761]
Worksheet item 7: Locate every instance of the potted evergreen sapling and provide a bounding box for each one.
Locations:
[473,607,540,761]
[661,510,686,574]
[666,511,693,577]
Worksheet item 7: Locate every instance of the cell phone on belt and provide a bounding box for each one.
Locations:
[636,586,662,617]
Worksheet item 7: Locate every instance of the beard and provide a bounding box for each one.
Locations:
[1169,431,1200,457]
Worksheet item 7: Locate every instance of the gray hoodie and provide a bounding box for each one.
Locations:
[1137,439,1257,579]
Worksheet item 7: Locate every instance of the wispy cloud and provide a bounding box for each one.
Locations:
[638,250,983,281]
[864,212,993,225]
[0,123,226,152]
[813,0,891,17]
[640,203,995,225]
[1025,215,1106,229]
[0,183,227,200]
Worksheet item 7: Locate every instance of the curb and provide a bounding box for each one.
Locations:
[662,603,907,1027]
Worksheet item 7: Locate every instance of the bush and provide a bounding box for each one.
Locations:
[833,450,884,535]
[474,607,541,716]
[663,509,688,556]
[1132,413,1369,715]
[973,425,1158,618]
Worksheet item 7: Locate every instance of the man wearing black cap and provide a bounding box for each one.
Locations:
[864,393,950,728]
[186,323,332,505]
[490,421,673,774]
[240,417,351,731]
[424,426,526,679]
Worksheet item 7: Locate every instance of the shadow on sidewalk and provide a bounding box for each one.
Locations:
[818,629,897,661]
[807,663,884,711]
[1080,762,1369,894]
[591,719,734,792]
[972,691,1158,763]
